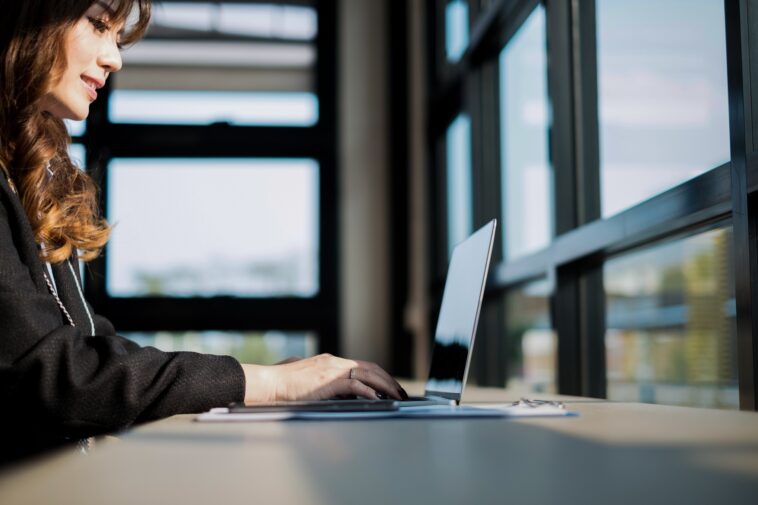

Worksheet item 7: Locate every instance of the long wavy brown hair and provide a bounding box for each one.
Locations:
[0,0,151,263]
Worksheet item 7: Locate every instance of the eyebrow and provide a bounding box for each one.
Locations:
[95,1,117,16]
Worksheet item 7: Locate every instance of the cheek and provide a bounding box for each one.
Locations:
[64,25,97,69]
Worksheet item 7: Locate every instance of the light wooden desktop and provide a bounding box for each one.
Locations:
[0,383,757,504]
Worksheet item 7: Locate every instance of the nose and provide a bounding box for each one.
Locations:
[98,37,122,73]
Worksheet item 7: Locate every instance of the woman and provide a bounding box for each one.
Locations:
[0,0,405,462]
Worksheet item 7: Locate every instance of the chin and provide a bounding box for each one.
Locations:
[41,90,92,121]
[68,110,90,121]
[50,99,91,121]
[64,103,91,121]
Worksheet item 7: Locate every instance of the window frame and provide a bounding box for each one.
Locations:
[426,0,758,408]
[81,0,340,353]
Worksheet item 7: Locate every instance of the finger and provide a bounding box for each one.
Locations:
[354,361,405,397]
[349,378,379,400]
[354,360,401,386]
[349,367,403,400]
[331,378,377,400]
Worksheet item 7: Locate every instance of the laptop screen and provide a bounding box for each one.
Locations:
[425,220,496,400]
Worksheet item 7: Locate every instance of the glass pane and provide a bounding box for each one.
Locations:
[68,143,86,170]
[446,114,473,257]
[605,227,738,409]
[150,2,317,40]
[110,91,318,126]
[505,279,556,393]
[107,158,319,298]
[124,330,318,365]
[499,5,551,260]
[445,0,469,62]
[113,2,317,126]
[64,119,86,137]
[596,0,730,217]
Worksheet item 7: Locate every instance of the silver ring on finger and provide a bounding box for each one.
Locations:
[349,368,358,380]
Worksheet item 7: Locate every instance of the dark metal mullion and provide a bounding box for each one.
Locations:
[92,124,334,159]
[742,0,755,153]
[313,0,339,354]
[466,52,488,386]
[550,0,606,397]
[547,0,582,395]
[432,0,448,84]
[426,0,448,352]
[470,56,505,387]
[85,75,113,303]
[572,0,606,398]
[490,162,733,289]
[158,0,314,5]
[432,0,537,106]
[725,0,758,411]
[749,151,758,192]
[97,298,334,332]
[387,0,412,377]
[481,56,507,388]
[572,0,600,225]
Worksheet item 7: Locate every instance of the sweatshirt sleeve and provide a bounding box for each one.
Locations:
[0,192,246,444]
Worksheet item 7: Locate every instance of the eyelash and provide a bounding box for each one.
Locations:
[87,16,109,33]
[87,16,123,49]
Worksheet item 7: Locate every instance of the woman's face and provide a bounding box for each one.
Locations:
[40,1,124,120]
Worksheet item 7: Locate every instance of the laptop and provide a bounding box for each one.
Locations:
[401,219,497,406]
[226,219,496,412]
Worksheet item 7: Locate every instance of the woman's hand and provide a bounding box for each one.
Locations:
[274,356,302,365]
[241,354,407,403]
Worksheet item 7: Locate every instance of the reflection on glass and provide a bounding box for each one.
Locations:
[124,330,317,365]
[107,158,319,298]
[504,278,556,393]
[605,227,737,409]
[110,91,318,126]
[499,5,551,260]
[445,0,469,62]
[445,114,473,257]
[596,0,730,217]
[68,144,86,171]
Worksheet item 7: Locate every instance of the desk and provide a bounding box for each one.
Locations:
[1,386,757,504]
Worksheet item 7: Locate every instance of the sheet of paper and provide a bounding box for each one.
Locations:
[195,404,577,422]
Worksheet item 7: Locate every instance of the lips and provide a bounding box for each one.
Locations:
[80,75,104,101]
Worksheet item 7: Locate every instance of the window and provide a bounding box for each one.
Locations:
[112,1,319,126]
[64,119,86,137]
[68,144,86,170]
[499,5,551,260]
[83,1,338,353]
[426,0,754,407]
[445,0,469,62]
[107,158,319,298]
[504,278,556,393]
[445,114,473,257]
[596,0,730,217]
[110,91,318,126]
[605,226,737,409]
[125,330,317,365]
[149,2,317,40]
